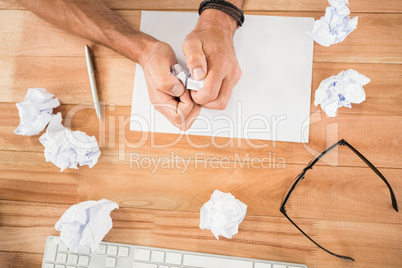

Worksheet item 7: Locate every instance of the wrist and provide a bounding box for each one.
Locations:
[110,31,158,64]
[196,9,238,37]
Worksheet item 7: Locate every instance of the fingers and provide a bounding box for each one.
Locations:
[200,77,232,110]
[152,89,200,131]
[183,36,207,81]
[195,67,241,110]
[190,69,223,105]
[180,103,201,130]
[148,54,185,97]
[143,41,200,130]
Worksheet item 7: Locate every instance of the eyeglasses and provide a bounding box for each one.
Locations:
[280,139,399,261]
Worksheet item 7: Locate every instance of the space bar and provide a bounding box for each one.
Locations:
[182,254,253,268]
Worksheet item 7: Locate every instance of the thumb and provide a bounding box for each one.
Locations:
[183,37,207,81]
[148,55,185,97]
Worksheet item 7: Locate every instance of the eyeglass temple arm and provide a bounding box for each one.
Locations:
[279,139,398,261]
[340,140,399,212]
[280,209,355,261]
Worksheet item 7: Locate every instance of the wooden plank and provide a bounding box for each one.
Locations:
[0,10,139,58]
[1,151,401,224]
[315,220,402,267]
[0,151,79,204]
[0,56,135,106]
[108,0,402,13]
[310,62,402,116]
[0,200,401,267]
[0,10,401,63]
[1,103,401,168]
[285,166,402,224]
[0,201,317,265]
[1,56,401,115]
[1,0,401,13]
[0,251,43,268]
[311,13,402,64]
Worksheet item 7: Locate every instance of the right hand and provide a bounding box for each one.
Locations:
[140,41,201,130]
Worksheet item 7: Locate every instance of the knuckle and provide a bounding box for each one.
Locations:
[237,67,242,79]
[187,53,204,67]
[211,90,220,101]
[234,67,242,82]
[156,80,173,92]
[214,99,229,110]
[203,90,219,103]
[171,114,183,125]
[218,57,230,69]
[183,36,198,50]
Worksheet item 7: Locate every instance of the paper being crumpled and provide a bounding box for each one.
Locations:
[171,63,204,91]
[39,113,101,172]
[200,190,247,239]
[307,0,358,47]
[14,88,60,136]
[314,69,370,117]
[55,199,119,252]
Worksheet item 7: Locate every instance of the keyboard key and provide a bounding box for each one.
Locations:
[118,246,130,257]
[96,244,107,254]
[134,249,151,261]
[165,252,182,265]
[45,242,58,262]
[44,264,54,268]
[289,266,304,268]
[105,257,117,267]
[132,263,157,268]
[55,265,65,268]
[77,245,91,254]
[67,254,78,265]
[56,253,67,263]
[77,255,90,266]
[150,251,165,262]
[58,244,69,252]
[107,245,118,256]
[273,265,286,268]
[66,266,76,268]
[183,254,253,268]
[158,266,169,268]
[255,263,272,268]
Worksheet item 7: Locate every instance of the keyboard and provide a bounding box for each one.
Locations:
[42,236,308,268]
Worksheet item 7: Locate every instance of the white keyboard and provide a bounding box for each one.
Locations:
[42,236,308,268]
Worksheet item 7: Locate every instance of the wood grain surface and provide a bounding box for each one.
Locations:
[0,0,401,268]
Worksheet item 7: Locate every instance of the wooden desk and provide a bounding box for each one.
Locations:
[0,0,401,267]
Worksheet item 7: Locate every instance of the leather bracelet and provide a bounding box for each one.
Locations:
[198,0,245,27]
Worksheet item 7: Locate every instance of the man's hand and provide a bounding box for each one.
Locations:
[183,9,242,110]
[15,0,201,130]
[140,41,201,130]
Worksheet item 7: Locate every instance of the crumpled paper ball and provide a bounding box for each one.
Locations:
[314,69,370,117]
[55,199,119,252]
[171,63,204,91]
[39,113,101,172]
[14,88,60,136]
[307,0,358,47]
[200,190,247,239]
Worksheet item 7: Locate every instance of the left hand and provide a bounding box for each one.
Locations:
[182,9,242,110]
[140,41,201,130]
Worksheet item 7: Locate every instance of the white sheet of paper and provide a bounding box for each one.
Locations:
[130,11,314,143]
